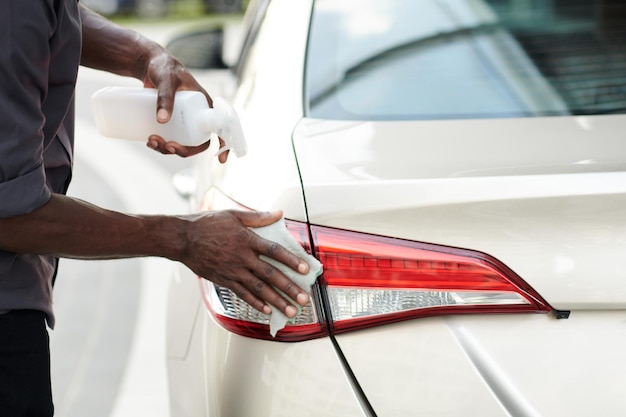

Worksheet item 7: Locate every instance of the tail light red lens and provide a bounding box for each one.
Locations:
[200,218,551,341]
[311,226,552,334]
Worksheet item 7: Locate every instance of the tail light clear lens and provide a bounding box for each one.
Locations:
[200,220,551,341]
[202,282,325,341]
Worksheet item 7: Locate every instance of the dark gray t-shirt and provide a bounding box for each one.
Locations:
[0,0,81,328]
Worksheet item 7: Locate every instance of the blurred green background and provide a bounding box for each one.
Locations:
[84,0,249,22]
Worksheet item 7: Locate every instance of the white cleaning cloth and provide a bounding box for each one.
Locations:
[250,219,323,337]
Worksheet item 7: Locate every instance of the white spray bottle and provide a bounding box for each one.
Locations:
[91,86,247,157]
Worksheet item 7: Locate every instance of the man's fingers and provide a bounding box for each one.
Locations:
[255,231,310,276]
[146,136,210,157]
[226,280,272,315]
[233,213,309,269]
[218,149,229,164]
[247,242,311,307]
[222,268,300,318]
[154,79,179,124]
[187,210,312,318]
[233,211,312,296]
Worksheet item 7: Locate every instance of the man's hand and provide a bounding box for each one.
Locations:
[79,4,226,160]
[178,210,310,318]
[140,63,231,160]
[146,135,229,162]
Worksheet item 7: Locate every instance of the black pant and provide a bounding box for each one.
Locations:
[0,310,54,417]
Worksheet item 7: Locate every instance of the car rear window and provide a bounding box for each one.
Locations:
[305,0,626,120]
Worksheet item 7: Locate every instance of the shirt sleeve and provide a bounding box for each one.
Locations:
[0,1,55,218]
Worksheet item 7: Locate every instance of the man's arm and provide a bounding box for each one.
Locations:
[80,5,224,158]
[80,4,204,116]
[0,194,309,317]
[0,6,313,315]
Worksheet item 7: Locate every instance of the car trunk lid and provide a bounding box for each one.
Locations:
[293,115,626,310]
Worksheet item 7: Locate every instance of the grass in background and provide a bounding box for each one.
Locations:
[109,0,248,24]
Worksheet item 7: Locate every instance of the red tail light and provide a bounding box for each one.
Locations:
[200,217,551,341]
[311,226,552,334]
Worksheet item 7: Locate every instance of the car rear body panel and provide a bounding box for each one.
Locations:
[292,115,626,416]
[169,302,370,417]
[334,312,626,417]
[293,115,626,310]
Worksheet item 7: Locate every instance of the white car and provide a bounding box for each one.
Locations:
[165,0,626,416]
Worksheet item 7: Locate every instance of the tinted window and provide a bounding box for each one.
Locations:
[305,0,626,120]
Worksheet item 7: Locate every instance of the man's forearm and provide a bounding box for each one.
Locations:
[0,193,185,261]
[0,194,313,317]
[79,4,164,80]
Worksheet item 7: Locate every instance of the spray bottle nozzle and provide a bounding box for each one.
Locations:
[208,97,247,158]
